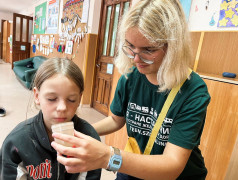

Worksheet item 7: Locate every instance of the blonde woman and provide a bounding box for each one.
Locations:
[51,0,210,179]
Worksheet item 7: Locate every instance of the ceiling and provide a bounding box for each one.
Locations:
[0,0,40,13]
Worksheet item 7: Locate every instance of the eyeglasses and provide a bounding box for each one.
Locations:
[122,45,155,64]
[122,42,165,64]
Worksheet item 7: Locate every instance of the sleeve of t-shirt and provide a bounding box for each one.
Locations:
[168,92,210,150]
[110,75,126,117]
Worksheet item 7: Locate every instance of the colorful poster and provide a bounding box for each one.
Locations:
[61,0,87,41]
[34,2,47,34]
[218,0,238,27]
[180,0,192,21]
[46,0,60,34]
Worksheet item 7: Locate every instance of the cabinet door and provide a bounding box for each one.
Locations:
[200,79,238,180]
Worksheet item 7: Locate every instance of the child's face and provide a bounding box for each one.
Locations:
[33,74,82,132]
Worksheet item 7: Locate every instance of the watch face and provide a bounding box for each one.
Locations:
[113,160,120,165]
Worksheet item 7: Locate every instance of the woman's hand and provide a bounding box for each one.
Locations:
[51,130,111,173]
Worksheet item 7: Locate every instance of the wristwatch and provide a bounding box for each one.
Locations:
[106,146,122,172]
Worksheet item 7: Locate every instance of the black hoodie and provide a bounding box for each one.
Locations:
[0,111,101,180]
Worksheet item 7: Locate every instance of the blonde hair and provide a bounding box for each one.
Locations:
[114,0,192,92]
[33,57,84,93]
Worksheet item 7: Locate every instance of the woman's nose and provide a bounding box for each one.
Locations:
[133,53,142,63]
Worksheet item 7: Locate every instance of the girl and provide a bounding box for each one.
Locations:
[0,58,101,180]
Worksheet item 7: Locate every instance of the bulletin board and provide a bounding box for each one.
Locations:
[30,33,87,71]
[31,0,90,62]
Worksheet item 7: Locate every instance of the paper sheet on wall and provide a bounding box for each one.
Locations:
[34,2,47,34]
[65,41,73,54]
[46,0,60,34]
[81,0,89,23]
[218,0,238,27]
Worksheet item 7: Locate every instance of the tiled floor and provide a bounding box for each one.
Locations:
[0,59,116,179]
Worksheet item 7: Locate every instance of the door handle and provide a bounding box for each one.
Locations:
[96,64,100,68]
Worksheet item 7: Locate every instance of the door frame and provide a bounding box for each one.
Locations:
[91,0,109,115]
[1,19,7,59]
[91,0,131,115]
[12,13,33,67]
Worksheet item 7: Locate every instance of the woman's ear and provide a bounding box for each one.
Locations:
[33,87,40,105]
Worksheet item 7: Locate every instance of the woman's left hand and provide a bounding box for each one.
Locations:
[51,130,110,173]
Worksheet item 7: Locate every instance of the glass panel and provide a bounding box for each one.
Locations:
[102,6,112,56]
[110,4,120,57]
[16,17,21,41]
[123,2,130,15]
[28,20,33,43]
[22,18,27,42]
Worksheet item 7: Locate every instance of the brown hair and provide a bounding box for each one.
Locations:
[33,58,84,93]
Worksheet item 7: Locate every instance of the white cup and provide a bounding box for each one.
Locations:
[51,122,74,147]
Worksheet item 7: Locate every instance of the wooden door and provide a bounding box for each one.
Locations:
[12,13,33,67]
[93,0,131,115]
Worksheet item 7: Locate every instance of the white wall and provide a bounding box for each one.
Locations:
[18,0,102,35]
[19,0,46,16]
[0,12,13,32]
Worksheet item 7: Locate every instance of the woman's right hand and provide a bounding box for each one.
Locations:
[51,130,111,173]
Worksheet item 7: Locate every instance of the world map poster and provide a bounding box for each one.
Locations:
[218,0,238,27]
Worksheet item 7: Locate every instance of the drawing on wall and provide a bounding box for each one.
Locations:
[34,2,47,34]
[209,13,217,26]
[218,0,238,27]
[205,0,210,10]
[65,40,73,54]
[46,0,60,34]
[180,0,192,20]
[60,0,88,42]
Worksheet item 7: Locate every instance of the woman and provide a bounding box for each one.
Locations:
[51,0,210,179]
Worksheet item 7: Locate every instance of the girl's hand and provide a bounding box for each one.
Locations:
[51,130,111,173]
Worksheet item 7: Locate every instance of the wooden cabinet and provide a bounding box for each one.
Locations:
[191,31,238,180]
[192,31,238,84]
[105,31,238,179]
[201,79,238,180]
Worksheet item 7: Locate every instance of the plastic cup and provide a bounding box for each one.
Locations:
[51,122,74,147]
